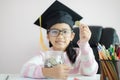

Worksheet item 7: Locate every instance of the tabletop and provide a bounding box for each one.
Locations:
[0,74,100,80]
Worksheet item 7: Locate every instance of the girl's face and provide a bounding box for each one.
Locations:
[47,23,75,51]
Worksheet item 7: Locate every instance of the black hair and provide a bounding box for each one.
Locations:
[65,41,77,63]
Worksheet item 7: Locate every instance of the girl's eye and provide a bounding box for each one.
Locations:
[63,30,70,34]
[49,29,59,36]
[63,30,66,33]
[51,30,59,34]
[52,30,58,33]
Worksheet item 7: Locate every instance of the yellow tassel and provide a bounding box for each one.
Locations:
[39,16,48,51]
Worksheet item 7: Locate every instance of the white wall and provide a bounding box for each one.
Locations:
[0,0,120,73]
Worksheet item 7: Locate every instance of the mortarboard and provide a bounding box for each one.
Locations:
[34,0,83,29]
[34,0,83,51]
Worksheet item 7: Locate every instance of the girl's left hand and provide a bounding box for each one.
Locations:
[79,23,91,43]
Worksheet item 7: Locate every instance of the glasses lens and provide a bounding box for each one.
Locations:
[62,30,72,36]
[49,29,59,37]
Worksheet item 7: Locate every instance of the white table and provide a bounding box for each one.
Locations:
[0,74,100,80]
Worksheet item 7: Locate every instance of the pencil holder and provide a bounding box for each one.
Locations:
[99,60,120,80]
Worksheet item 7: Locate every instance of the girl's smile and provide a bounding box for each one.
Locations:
[55,40,65,45]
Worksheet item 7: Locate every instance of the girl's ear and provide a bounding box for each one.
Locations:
[71,32,75,41]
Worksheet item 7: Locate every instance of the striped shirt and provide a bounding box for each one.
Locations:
[21,41,98,78]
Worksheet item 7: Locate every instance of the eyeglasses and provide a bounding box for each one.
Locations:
[47,29,73,37]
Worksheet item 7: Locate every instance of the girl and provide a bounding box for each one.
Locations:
[21,1,98,79]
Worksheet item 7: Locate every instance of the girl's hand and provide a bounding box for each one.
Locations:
[42,64,71,79]
[79,23,91,43]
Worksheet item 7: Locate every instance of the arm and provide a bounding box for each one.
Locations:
[20,53,45,78]
[77,42,98,75]
[77,23,98,75]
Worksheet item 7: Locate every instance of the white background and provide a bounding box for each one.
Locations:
[0,0,120,73]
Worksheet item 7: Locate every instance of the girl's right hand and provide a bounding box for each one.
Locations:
[79,23,91,43]
[42,64,72,79]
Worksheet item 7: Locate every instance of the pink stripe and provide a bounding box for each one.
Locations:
[82,50,89,55]
[83,58,94,67]
[23,64,35,77]
[23,67,29,77]
[81,48,93,55]
[33,65,44,78]
[70,62,80,74]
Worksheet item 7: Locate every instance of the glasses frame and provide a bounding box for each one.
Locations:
[47,29,73,37]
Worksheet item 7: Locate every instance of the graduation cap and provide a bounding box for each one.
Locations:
[34,0,83,51]
[34,0,83,29]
